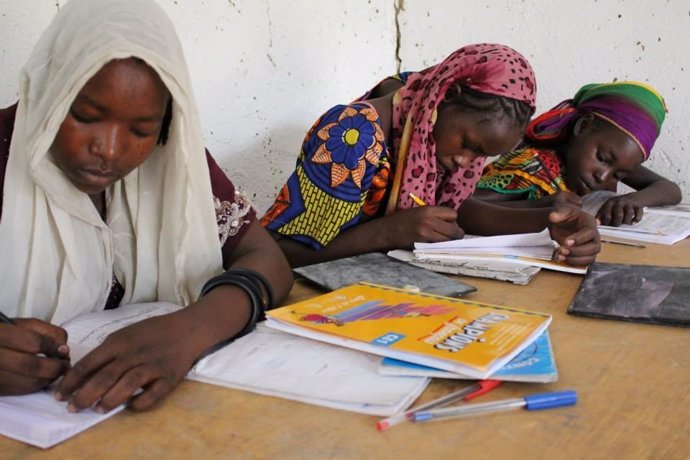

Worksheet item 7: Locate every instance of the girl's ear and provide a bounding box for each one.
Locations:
[572,113,597,137]
[443,83,462,102]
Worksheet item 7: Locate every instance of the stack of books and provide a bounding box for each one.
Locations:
[387,249,541,285]
[266,282,554,380]
[390,229,587,281]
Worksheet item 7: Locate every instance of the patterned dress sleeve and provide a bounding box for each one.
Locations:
[476,147,570,200]
[260,102,388,250]
[206,151,256,267]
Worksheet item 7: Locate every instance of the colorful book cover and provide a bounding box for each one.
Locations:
[266,283,551,379]
[378,330,558,383]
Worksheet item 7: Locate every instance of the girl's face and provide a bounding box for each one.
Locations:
[432,104,522,171]
[51,58,170,196]
[563,115,644,195]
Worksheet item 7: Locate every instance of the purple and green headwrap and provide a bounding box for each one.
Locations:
[525,81,667,160]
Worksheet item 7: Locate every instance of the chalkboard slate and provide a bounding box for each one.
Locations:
[293,252,476,298]
[568,262,690,326]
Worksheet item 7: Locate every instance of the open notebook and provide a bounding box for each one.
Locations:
[0,342,126,449]
[0,303,428,448]
[582,191,690,245]
[412,229,587,275]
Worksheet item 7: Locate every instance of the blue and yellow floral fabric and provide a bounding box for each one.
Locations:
[261,102,390,249]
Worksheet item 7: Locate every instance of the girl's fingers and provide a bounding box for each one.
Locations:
[0,369,55,395]
[55,346,117,402]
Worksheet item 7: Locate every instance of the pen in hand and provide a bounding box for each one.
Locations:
[0,312,70,359]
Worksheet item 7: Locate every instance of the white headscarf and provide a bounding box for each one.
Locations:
[0,0,223,324]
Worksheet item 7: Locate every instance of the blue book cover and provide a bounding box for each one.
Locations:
[379,330,557,382]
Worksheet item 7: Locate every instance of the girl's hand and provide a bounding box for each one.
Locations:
[547,206,601,266]
[552,191,583,210]
[55,308,207,413]
[379,206,463,248]
[0,318,70,395]
[597,194,644,226]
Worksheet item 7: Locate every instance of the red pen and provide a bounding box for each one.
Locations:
[376,380,501,431]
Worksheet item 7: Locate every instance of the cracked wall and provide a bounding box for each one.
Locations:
[1,0,688,212]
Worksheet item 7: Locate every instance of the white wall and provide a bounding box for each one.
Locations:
[1,0,687,212]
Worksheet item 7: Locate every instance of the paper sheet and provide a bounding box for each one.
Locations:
[0,302,429,448]
[414,229,554,250]
[190,324,429,415]
[599,210,690,245]
[0,302,179,449]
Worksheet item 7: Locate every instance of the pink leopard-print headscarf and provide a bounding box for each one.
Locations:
[388,43,537,212]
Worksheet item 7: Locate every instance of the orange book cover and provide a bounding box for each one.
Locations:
[266,283,551,379]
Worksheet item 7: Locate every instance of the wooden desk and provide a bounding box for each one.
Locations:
[3,241,689,459]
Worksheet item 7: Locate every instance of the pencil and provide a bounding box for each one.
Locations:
[408,192,426,207]
[0,310,17,325]
[600,238,646,248]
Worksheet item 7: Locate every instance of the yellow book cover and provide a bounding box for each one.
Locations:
[266,283,551,379]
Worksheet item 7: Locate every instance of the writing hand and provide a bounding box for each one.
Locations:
[379,206,463,248]
[55,309,204,413]
[0,318,70,395]
[547,206,601,266]
[596,194,644,226]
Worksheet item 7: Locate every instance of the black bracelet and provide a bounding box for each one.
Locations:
[200,273,262,339]
[223,268,275,311]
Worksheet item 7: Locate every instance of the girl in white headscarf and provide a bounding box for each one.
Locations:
[0,0,292,411]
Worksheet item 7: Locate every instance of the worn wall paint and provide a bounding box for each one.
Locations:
[397,0,690,200]
[0,0,687,213]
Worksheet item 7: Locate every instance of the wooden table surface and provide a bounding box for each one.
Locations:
[3,241,689,460]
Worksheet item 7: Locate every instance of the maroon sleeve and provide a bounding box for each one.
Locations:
[0,103,19,220]
[205,150,257,268]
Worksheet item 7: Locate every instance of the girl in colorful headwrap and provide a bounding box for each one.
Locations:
[476,81,681,226]
[262,44,601,267]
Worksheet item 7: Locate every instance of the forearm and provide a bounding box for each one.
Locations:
[472,189,555,208]
[480,198,553,209]
[458,197,553,235]
[274,218,389,268]
[226,221,293,304]
[183,221,295,354]
[625,181,682,207]
[180,285,254,358]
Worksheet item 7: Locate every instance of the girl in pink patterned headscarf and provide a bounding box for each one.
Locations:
[387,44,536,213]
[263,44,600,268]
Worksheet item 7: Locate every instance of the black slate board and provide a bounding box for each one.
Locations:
[294,252,476,297]
[568,262,690,326]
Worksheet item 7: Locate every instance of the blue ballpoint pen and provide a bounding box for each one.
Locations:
[412,390,577,422]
